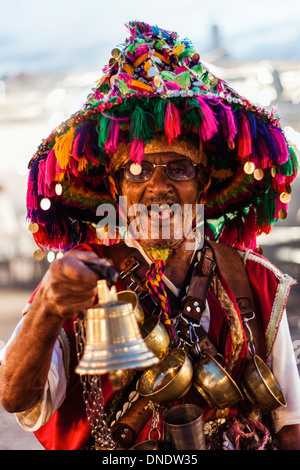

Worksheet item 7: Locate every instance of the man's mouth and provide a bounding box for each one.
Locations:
[147,203,175,222]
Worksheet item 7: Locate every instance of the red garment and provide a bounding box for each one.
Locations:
[29,243,291,450]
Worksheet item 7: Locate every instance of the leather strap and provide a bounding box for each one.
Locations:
[207,241,263,357]
[207,241,256,317]
[181,245,216,322]
[179,245,217,357]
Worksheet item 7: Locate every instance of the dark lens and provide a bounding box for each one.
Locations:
[166,159,195,181]
[124,161,154,182]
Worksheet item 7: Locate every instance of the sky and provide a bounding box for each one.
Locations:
[1,0,300,76]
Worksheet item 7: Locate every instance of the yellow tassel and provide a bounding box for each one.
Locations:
[54,127,75,170]
[171,43,185,56]
[78,157,89,173]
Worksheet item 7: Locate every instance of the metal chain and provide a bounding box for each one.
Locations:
[74,315,116,449]
[147,401,161,441]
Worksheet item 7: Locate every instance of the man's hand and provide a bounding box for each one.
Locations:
[34,250,118,320]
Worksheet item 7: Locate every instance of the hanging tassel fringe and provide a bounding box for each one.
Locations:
[129,138,145,164]
[164,101,181,145]
[237,114,252,159]
[53,127,76,170]
[217,101,237,147]
[196,96,218,141]
[269,126,289,165]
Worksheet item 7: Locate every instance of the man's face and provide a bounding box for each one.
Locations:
[117,152,201,251]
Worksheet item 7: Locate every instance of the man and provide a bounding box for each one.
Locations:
[1,21,300,450]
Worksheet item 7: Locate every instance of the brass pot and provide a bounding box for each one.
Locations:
[193,353,244,409]
[241,355,287,412]
[139,315,170,360]
[117,290,145,325]
[137,348,193,403]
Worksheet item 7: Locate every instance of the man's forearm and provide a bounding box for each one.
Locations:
[0,290,64,413]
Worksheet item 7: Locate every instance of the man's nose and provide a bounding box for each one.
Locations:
[146,166,174,194]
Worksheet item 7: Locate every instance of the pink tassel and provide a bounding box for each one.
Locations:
[104,120,119,154]
[69,156,79,176]
[196,96,218,141]
[129,138,145,164]
[216,80,224,93]
[164,81,181,90]
[26,181,39,210]
[37,159,46,196]
[72,134,81,162]
[219,102,237,146]
[237,114,252,159]
[164,102,181,145]
[269,127,289,165]
[257,139,271,169]
[45,150,57,190]
[174,66,187,75]
[274,172,286,185]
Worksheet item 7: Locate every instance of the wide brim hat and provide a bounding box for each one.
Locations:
[26,21,298,256]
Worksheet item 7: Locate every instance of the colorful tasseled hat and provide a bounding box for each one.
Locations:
[27,20,298,256]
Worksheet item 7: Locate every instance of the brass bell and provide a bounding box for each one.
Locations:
[75,280,159,375]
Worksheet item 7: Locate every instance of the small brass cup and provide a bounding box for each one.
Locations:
[241,355,287,412]
[140,315,170,360]
[163,404,205,450]
[193,353,243,409]
[117,290,145,325]
[130,440,159,450]
[138,348,193,403]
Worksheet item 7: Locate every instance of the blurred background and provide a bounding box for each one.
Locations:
[0,0,299,449]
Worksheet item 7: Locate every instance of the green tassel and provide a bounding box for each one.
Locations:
[191,64,203,75]
[176,71,191,89]
[161,70,176,82]
[292,146,300,170]
[153,99,167,130]
[178,47,197,61]
[182,99,203,129]
[117,80,129,95]
[256,190,277,227]
[97,114,111,150]
[277,157,293,176]
[205,220,219,240]
[129,106,154,142]
[278,146,299,176]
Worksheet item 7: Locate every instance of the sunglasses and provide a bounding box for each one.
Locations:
[119,157,199,183]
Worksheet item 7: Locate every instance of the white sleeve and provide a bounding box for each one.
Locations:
[0,317,67,432]
[267,310,300,433]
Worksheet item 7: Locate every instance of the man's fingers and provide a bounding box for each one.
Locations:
[50,257,99,284]
[60,251,118,286]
